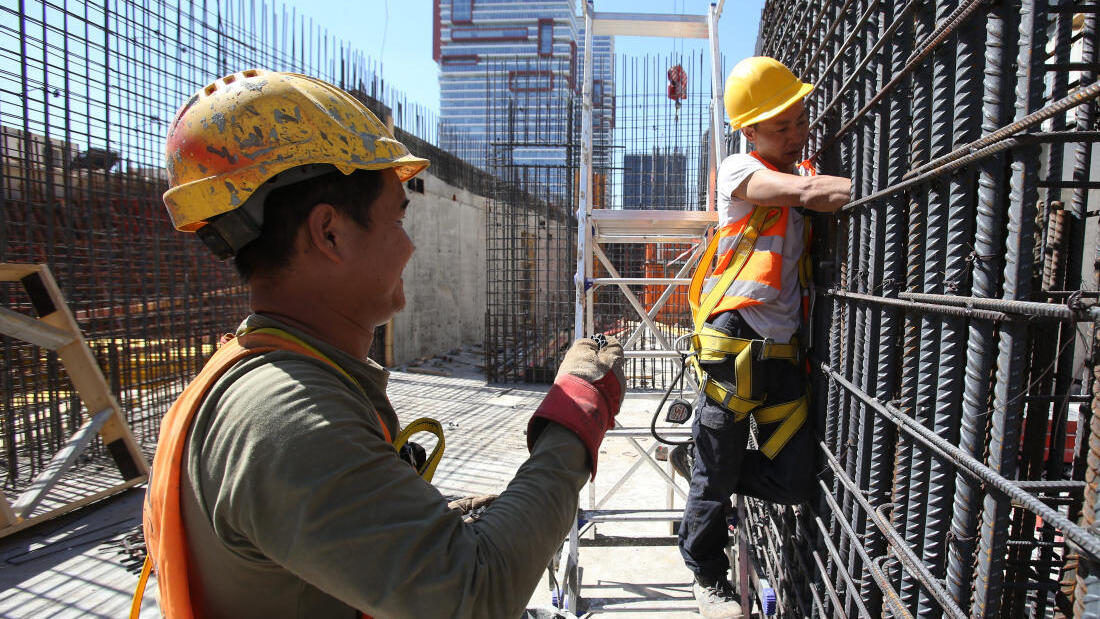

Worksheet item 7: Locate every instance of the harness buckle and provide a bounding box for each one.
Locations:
[754,337,774,361]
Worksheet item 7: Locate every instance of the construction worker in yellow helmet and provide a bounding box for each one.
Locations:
[674,56,851,619]
[136,69,626,619]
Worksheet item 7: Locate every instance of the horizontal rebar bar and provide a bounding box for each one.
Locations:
[818,360,1100,562]
[841,93,1100,213]
[825,288,1011,321]
[899,291,1100,321]
[819,444,967,619]
[905,79,1100,180]
[815,476,914,619]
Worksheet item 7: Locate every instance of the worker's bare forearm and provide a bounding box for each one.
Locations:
[735,168,852,213]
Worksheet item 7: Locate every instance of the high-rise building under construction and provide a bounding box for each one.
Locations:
[433,0,614,173]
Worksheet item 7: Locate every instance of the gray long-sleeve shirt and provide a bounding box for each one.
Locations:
[179,314,588,618]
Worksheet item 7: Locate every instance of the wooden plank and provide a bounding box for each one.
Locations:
[0,496,18,528]
[0,306,75,349]
[0,263,41,281]
[0,477,146,539]
[12,408,114,518]
[34,268,150,478]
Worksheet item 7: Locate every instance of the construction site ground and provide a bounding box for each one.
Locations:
[0,344,703,618]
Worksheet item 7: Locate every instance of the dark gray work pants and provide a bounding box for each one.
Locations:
[677,310,817,581]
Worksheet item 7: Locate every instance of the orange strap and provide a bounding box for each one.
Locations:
[138,331,391,619]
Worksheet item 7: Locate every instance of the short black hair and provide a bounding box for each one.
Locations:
[233,168,384,281]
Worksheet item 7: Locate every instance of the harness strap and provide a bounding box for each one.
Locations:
[688,206,782,332]
[691,327,799,364]
[393,417,446,483]
[753,396,808,459]
[690,357,760,421]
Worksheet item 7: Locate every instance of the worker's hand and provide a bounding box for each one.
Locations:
[447,494,498,523]
[527,336,626,478]
[802,175,852,213]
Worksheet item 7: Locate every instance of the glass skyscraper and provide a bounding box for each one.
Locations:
[433,0,614,176]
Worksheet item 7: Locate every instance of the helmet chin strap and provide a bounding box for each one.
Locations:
[195,163,340,260]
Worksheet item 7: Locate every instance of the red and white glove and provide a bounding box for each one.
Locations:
[527,336,626,478]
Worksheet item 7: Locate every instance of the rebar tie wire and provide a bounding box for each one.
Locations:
[818,360,1100,563]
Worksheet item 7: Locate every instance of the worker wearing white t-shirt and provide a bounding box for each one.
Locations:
[676,57,851,619]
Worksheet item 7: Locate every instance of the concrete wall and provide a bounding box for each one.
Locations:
[393,171,487,365]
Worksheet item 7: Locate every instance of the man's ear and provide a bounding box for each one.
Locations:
[304,202,343,263]
[740,125,756,144]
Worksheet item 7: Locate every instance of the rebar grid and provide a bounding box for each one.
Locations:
[0,0,479,505]
[754,0,1100,616]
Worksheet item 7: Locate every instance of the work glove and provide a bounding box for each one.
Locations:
[527,335,626,478]
[447,494,498,523]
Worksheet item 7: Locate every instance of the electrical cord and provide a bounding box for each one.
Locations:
[650,333,696,447]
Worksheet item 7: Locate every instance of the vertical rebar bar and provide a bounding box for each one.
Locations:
[1077,339,1100,617]
[897,0,936,611]
[971,2,1045,616]
[946,0,1010,610]
[866,0,907,610]
[1063,7,1100,615]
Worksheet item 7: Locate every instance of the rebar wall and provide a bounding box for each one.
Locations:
[754,1,1100,617]
[0,0,463,511]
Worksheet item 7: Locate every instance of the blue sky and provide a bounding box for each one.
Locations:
[280,0,767,114]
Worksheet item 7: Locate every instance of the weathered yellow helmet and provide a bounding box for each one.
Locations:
[163,69,429,257]
[724,57,814,131]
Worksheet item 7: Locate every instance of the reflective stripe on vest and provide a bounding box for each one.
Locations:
[704,151,816,320]
[135,330,397,619]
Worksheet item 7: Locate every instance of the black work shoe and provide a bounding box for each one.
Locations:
[670,443,695,480]
[692,576,743,619]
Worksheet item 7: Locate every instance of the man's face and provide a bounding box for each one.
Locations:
[344,169,415,327]
[743,100,810,170]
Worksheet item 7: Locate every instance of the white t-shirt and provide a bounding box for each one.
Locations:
[713,153,806,342]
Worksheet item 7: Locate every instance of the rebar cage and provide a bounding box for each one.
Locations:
[753,0,1100,617]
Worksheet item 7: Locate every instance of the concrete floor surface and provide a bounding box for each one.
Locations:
[0,347,706,618]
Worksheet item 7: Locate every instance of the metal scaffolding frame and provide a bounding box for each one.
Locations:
[560,1,782,614]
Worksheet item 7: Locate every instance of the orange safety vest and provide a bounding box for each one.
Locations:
[135,329,393,619]
[705,151,816,321]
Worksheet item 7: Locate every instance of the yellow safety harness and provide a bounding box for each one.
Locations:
[687,206,808,459]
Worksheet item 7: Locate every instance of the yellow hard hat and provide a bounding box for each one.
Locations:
[724,57,814,131]
[163,69,429,255]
